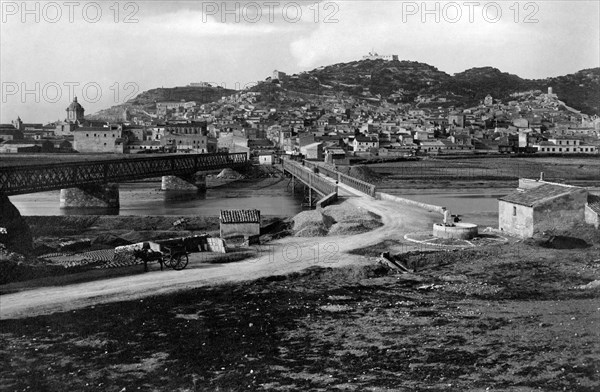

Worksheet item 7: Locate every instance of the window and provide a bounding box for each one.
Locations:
[513,206,517,216]
[86,134,89,137]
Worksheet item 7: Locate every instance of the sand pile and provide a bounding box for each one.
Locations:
[216,168,245,179]
[328,222,375,236]
[323,204,383,235]
[291,202,382,237]
[292,211,328,237]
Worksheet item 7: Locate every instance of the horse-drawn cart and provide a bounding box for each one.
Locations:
[133,242,189,272]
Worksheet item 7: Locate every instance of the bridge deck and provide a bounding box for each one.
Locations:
[0,153,248,196]
[282,159,377,199]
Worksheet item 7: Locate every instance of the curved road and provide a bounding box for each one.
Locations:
[0,185,440,320]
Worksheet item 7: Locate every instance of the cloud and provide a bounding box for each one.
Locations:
[289,1,600,76]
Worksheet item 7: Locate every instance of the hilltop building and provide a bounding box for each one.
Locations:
[189,82,213,87]
[272,70,286,81]
[362,52,398,61]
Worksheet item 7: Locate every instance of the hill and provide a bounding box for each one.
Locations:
[90,61,600,120]
[87,85,237,121]
[273,60,599,114]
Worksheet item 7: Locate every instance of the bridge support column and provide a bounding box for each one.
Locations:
[60,183,120,209]
[161,174,206,201]
[161,174,206,192]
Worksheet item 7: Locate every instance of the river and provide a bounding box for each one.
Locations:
[9,178,305,217]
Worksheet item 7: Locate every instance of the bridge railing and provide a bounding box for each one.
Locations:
[338,172,377,197]
[282,159,337,196]
[302,160,377,197]
[0,153,248,196]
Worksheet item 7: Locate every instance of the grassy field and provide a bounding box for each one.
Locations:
[1,238,598,392]
[367,156,600,187]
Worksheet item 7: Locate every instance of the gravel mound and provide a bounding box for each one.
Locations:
[292,210,325,232]
[291,201,382,237]
[328,222,376,236]
[323,204,381,225]
[295,225,328,237]
[216,168,245,179]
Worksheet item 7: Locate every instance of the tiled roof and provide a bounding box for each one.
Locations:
[220,209,260,224]
[587,194,600,214]
[498,184,583,207]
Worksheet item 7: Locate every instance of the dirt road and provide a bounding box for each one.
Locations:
[0,189,440,320]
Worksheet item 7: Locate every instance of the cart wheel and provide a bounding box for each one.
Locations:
[172,253,189,271]
[162,255,173,269]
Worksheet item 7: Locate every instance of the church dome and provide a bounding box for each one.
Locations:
[67,97,84,111]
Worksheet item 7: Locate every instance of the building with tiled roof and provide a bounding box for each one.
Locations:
[219,209,261,241]
[498,182,588,237]
[220,210,260,224]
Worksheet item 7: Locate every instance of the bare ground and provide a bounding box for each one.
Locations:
[0,241,598,391]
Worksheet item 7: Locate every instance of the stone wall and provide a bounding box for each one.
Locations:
[498,200,534,237]
[220,222,260,239]
[74,129,124,153]
[377,192,446,214]
[433,223,478,240]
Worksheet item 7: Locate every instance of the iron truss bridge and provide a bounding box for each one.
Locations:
[0,153,248,196]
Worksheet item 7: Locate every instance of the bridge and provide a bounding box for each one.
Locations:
[282,159,377,207]
[0,153,248,208]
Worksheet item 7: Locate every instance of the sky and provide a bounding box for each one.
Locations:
[1,0,599,123]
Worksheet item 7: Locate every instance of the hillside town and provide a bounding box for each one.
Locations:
[1,73,599,159]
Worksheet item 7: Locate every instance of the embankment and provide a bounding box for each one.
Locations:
[376,192,446,215]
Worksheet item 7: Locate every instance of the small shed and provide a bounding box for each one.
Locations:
[258,153,274,165]
[220,209,261,239]
[498,183,588,237]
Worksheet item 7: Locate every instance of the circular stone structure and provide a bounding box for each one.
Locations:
[433,223,478,240]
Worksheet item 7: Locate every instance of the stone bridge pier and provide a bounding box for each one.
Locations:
[161,174,206,192]
[60,183,120,210]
